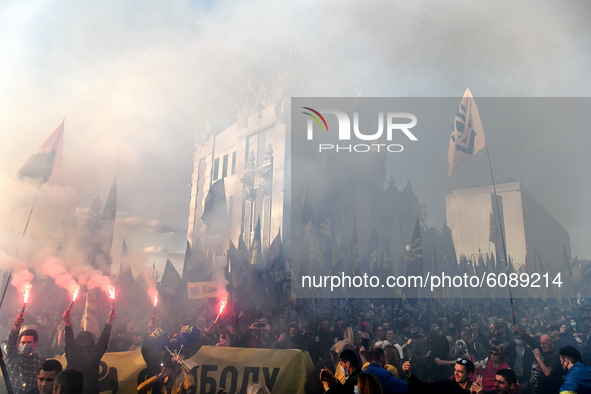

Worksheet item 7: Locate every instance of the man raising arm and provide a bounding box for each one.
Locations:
[5,313,45,394]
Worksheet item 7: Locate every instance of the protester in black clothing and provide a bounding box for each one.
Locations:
[513,324,562,394]
[63,306,115,394]
[427,334,456,381]
[549,324,577,351]
[305,350,338,394]
[403,356,475,394]
[461,329,489,362]
[273,323,308,351]
[139,323,172,394]
[320,349,361,394]
[303,325,322,362]
[504,331,534,386]
[318,319,336,354]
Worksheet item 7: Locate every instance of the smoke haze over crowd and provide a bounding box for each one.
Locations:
[1,0,590,283]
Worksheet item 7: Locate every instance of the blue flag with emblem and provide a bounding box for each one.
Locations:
[361,227,379,275]
[404,216,423,302]
[268,229,288,288]
[448,88,486,177]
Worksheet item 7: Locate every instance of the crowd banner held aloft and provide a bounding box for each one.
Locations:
[190,346,313,394]
[4,347,314,394]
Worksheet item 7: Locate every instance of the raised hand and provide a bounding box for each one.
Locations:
[107,306,117,325]
[402,356,413,377]
[14,314,25,331]
[63,309,71,327]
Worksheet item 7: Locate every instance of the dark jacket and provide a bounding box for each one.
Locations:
[326,368,361,394]
[273,333,308,351]
[65,324,112,394]
[504,342,535,382]
[520,335,562,394]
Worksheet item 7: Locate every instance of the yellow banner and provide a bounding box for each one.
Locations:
[53,350,147,394]
[189,346,313,394]
[187,281,224,299]
[41,346,313,394]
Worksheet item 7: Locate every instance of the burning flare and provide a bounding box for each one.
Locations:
[20,284,32,316]
[153,293,159,308]
[109,287,116,307]
[214,300,227,324]
[68,287,80,310]
[23,285,31,304]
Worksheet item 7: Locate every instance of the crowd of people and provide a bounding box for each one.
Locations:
[2,297,591,393]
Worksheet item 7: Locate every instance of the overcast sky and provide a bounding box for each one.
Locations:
[1,0,590,278]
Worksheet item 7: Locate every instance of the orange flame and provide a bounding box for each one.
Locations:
[72,289,79,302]
[23,285,31,304]
[109,287,115,300]
[153,294,158,307]
[218,301,227,316]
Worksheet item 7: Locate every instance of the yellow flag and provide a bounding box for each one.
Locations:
[447,88,486,177]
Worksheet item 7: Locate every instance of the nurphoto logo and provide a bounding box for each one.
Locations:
[302,107,418,153]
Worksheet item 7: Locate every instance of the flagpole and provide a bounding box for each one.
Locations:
[484,144,516,326]
[0,182,43,312]
[0,347,14,394]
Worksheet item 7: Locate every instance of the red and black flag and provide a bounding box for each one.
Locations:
[16,120,64,184]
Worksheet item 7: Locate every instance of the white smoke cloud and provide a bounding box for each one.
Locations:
[0,0,589,267]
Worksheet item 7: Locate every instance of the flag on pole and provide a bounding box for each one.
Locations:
[201,179,229,255]
[317,197,335,275]
[247,217,266,305]
[347,216,363,298]
[447,88,486,177]
[404,216,423,302]
[228,240,246,289]
[250,217,263,267]
[361,227,379,275]
[562,245,572,278]
[181,240,196,282]
[268,229,288,288]
[381,240,393,277]
[489,212,504,262]
[238,234,250,265]
[90,180,117,275]
[16,120,64,184]
[118,239,133,284]
[534,251,548,301]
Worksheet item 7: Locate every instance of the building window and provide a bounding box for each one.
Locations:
[213,158,220,180]
[231,151,236,175]
[222,154,228,178]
